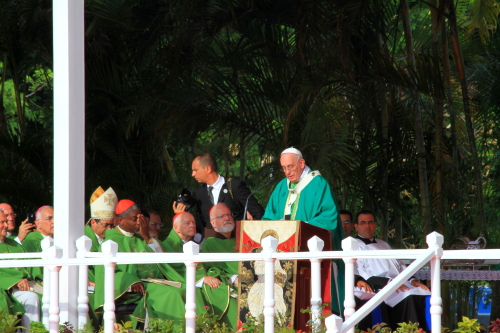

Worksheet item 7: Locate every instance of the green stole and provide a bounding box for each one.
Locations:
[262,172,346,314]
[84,225,101,283]
[94,228,206,328]
[201,232,238,278]
[163,230,235,328]
[18,231,45,281]
[0,238,41,315]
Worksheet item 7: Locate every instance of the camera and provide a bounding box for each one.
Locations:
[26,213,36,224]
[176,188,196,212]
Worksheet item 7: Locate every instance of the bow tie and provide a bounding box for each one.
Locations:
[356,235,377,245]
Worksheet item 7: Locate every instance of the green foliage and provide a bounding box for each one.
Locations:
[147,318,177,333]
[241,311,294,333]
[28,321,48,333]
[113,321,142,333]
[195,311,232,333]
[364,322,392,333]
[395,321,424,333]
[453,316,486,333]
[0,310,24,333]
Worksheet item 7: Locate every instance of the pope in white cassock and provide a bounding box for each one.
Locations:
[262,147,345,314]
[353,210,431,331]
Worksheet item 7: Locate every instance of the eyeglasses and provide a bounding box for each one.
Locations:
[150,222,164,227]
[5,213,16,218]
[211,213,232,221]
[281,160,300,173]
[342,220,352,224]
[357,221,376,226]
[97,221,114,228]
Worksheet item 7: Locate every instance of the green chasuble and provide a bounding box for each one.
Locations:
[262,172,346,314]
[0,238,42,315]
[18,231,45,281]
[22,231,44,253]
[84,225,101,283]
[163,230,237,330]
[94,228,206,330]
[201,233,239,279]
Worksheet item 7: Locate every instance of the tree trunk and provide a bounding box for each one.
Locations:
[377,27,389,242]
[447,0,488,237]
[442,18,460,238]
[221,134,230,178]
[0,54,8,135]
[239,134,246,181]
[401,0,432,235]
[431,0,445,235]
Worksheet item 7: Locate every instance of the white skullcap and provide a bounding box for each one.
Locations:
[281,147,303,158]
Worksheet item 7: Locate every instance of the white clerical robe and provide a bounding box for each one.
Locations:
[354,238,430,307]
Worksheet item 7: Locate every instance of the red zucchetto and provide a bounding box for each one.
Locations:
[115,199,135,214]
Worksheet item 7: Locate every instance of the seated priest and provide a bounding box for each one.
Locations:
[261,147,345,314]
[201,203,238,286]
[0,209,41,332]
[22,205,54,254]
[353,210,431,331]
[84,186,117,329]
[163,211,237,330]
[93,199,207,331]
[21,205,53,284]
[85,186,118,279]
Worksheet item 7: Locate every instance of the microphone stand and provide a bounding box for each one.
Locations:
[243,178,274,220]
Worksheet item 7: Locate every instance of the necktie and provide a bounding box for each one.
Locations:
[208,186,214,204]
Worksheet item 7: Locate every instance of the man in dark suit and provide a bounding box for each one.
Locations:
[187,153,264,237]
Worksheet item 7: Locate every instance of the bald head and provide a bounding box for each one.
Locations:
[0,203,15,231]
[173,212,197,241]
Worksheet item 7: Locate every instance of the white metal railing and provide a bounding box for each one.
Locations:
[4,231,497,333]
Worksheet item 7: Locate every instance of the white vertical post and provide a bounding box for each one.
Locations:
[102,241,118,333]
[427,232,444,333]
[342,237,358,333]
[325,314,343,333]
[308,236,325,330]
[183,242,200,333]
[76,236,92,329]
[53,0,85,325]
[48,246,63,333]
[41,237,54,328]
[262,236,278,333]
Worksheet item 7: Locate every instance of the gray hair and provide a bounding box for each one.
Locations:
[0,208,4,214]
[116,204,139,218]
[36,206,53,220]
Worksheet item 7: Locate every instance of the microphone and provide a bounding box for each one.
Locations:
[243,178,275,220]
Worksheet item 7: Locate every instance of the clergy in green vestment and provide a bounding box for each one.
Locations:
[201,203,239,283]
[85,186,118,281]
[0,210,42,331]
[0,203,33,245]
[94,199,207,331]
[262,147,345,315]
[163,211,237,330]
[22,206,54,282]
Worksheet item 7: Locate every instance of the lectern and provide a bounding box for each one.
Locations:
[236,220,332,331]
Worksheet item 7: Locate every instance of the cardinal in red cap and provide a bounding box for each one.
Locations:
[115,199,136,215]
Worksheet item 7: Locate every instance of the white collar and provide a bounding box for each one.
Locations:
[208,174,224,190]
[117,225,135,237]
[298,165,311,182]
[95,232,104,244]
[6,232,12,237]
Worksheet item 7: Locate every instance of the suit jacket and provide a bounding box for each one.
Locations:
[196,176,264,229]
